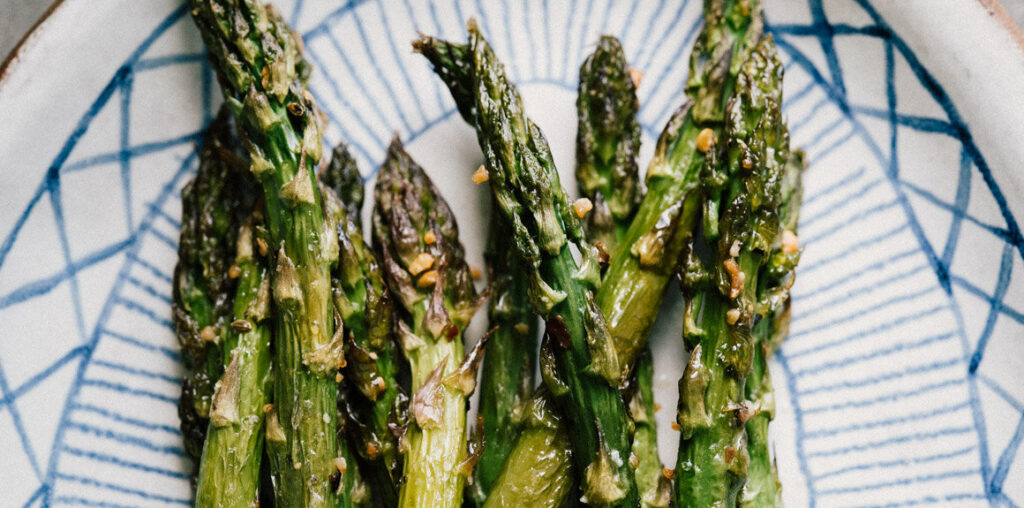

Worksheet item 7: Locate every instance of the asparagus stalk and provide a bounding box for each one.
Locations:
[740,149,804,508]
[372,138,484,508]
[674,34,787,507]
[471,210,539,500]
[576,35,642,251]
[173,109,252,482]
[195,214,273,507]
[597,0,764,373]
[191,2,343,505]
[319,145,404,507]
[416,24,639,506]
[577,36,670,508]
[482,388,575,508]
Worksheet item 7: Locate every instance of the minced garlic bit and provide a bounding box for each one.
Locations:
[514,323,530,336]
[256,237,269,256]
[629,67,644,88]
[374,378,387,391]
[200,325,218,343]
[423,230,436,245]
[696,128,716,154]
[726,308,741,325]
[654,403,662,412]
[334,457,347,474]
[723,258,745,299]
[228,264,242,279]
[335,372,344,383]
[263,403,274,413]
[630,453,640,469]
[729,240,741,258]
[472,165,489,184]
[662,468,676,480]
[573,197,594,219]
[417,269,438,288]
[470,266,482,279]
[366,442,380,458]
[782,229,799,254]
[671,421,681,431]
[409,252,435,276]
[293,461,302,470]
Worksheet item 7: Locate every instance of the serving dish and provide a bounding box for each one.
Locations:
[1,0,1022,506]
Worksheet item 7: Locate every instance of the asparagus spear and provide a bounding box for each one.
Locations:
[597,0,764,373]
[576,35,642,252]
[471,210,539,500]
[416,24,639,506]
[740,149,804,508]
[674,34,787,507]
[195,213,273,507]
[482,388,575,508]
[577,36,670,508]
[191,2,343,505]
[372,137,484,508]
[319,145,403,506]
[173,109,252,482]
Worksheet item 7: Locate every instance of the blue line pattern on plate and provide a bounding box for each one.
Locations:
[0,0,1019,506]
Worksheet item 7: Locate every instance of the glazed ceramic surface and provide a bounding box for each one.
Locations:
[1,0,1023,506]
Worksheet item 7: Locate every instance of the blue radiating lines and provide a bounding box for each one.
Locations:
[2,0,1022,506]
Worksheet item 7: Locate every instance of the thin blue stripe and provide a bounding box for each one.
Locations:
[801,165,866,206]
[639,0,686,71]
[776,351,817,505]
[61,132,201,174]
[789,96,832,135]
[113,296,174,330]
[816,468,980,496]
[813,445,976,481]
[101,329,180,362]
[522,0,538,80]
[806,426,974,459]
[951,275,1024,325]
[809,127,857,165]
[851,493,988,508]
[804,378,965,416]
[318,31,397,145]
[305,84,377,163]
[803,401,970,440]
[799,224,909,275]
[899,179,1008,241]
[789,285,938,340]
[644,17,703,124]
[54,473,190,505]
[72,403,181,436]
[90,359,179,385]
[796,357,961,397]
[373,0,429,125]
[502,0,520,79]
[793,331,953,379]
[0,347,87,406]
[0,360,43,480]
[80,379,177,405]
[61,445,189,480]
[794,264,928,320]
[423,0,452,111]
[119,69,134,232]
[132,53,204,72]
[800,178,883,228]
[125,275,172,305]
[51,496,137,508]
[561,0,580,82]
[968,244,1014,372]
[990,411,1024,494]
[65,421,185,456]
[796,247,917,300]
[0,238,130,311]
[977,374,1024,413]
[126,252,173,284]
[787,304,947,359]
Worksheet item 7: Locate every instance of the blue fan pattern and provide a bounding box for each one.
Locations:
[0,0,1021,506]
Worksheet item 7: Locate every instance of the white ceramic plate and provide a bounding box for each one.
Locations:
[2,1,1024,506]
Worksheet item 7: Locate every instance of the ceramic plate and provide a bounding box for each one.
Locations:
[2,0,1023,506]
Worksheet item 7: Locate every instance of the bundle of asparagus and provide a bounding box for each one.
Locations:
[175,0,803,506]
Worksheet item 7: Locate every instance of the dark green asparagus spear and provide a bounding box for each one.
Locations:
[471,211,539,501]
[740,149,804,508]
[195,214,273,507]
[173,109,252,483]
[675,34,787,508]
[576,35,642,251]
[191,1,343,505]
[373,137,485,508]
[319,146,403,506]
[416,24,639,506]
[577,35,669,507]
[597,0,764,373]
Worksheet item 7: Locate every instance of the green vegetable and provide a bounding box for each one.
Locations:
[471,210,539,501]
[195,214,273,507]
[482,389,575,508]
[416,23,639,506]
[674,34,787,508]
[576,35,642,251]
[372,138,484,508]
[597,0,763,373]
[320,143,404,507]
[739,149,804,508]
[190,1,344,505]
[172,108,252,485]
